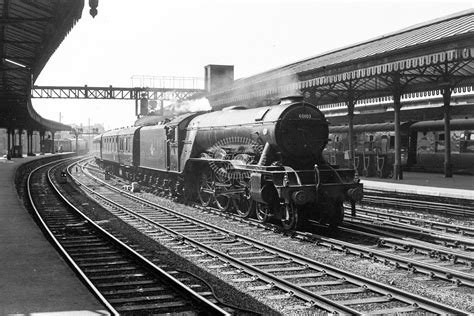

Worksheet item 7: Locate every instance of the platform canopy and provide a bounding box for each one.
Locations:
[0,0,87,133]
[208,9,474,109]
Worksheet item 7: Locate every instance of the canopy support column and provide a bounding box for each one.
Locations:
[135,98,139,118]
[12,129,16,147]
[27,130,34,156]
[26,131,30,156]
[346,98,356,170]
[50,131,55,154]
[442,86,453,177]
[40,131,45,154]
[7,129,11,151]
[392,85,403,180]
[18,129,23,149]
[7,128,12,159]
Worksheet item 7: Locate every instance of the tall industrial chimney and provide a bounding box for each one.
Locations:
[204,64,234,93]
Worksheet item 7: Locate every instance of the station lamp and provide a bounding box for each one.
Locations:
[89,0,98,18]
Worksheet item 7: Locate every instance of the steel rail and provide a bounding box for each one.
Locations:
[29,158,229,315]
[327,226,474,287]
[344,212,474,249]
[75,162,356,313]
[60,161,232,315]
[75,161,468,315]
[338,223,474,265]
[26,158,118,315]
[83,159,474,285]
[345,206,474,236]
[362,191,474,216]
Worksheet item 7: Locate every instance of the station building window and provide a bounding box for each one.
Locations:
[436,133,445,152]
[389,135,395,149]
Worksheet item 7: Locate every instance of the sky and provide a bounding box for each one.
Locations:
[33,0,474,130]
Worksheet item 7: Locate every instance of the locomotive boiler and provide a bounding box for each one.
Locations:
[96,96,363,230]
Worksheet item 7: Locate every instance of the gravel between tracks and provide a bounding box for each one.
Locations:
[59,176,281,315]
[362,204,474,230]
[64,167,473,314]
[132,192,474,314]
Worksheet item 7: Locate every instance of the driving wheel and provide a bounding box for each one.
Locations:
[281,202,299,230]
[256,202,272,223]
[197,168,214,207]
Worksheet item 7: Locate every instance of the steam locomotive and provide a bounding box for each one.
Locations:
[95,96,363,230]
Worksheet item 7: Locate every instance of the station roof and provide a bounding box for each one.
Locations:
[0,0,85,132]
[410,118,474,131]
[329,122,413,133]
[209,9,474,110]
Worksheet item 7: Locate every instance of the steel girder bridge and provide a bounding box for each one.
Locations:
[31,84,205,117]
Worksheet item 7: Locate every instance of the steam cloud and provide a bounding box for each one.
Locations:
[213,68,302,109]
[166,97,211,116]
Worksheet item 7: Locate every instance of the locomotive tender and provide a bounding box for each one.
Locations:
[96,96,363,230]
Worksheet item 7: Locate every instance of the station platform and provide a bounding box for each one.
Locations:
[361,171,474,201]
[0,155,107,315]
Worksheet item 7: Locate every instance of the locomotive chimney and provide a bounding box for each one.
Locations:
[279,95,305,104]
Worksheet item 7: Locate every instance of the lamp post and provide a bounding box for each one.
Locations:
[70,128,82,154]
[89,0,98,18]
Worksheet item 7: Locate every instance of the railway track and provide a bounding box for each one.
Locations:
[188,202,474,284]
[363,189,474,217]
[27,158,230,315]
[84,159,474,284]
[85,159,474,285]
[343,208,474,251]
[72,159,469,314]
[346,206,474,238]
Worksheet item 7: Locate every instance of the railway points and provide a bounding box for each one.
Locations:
[0,155,108,315]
